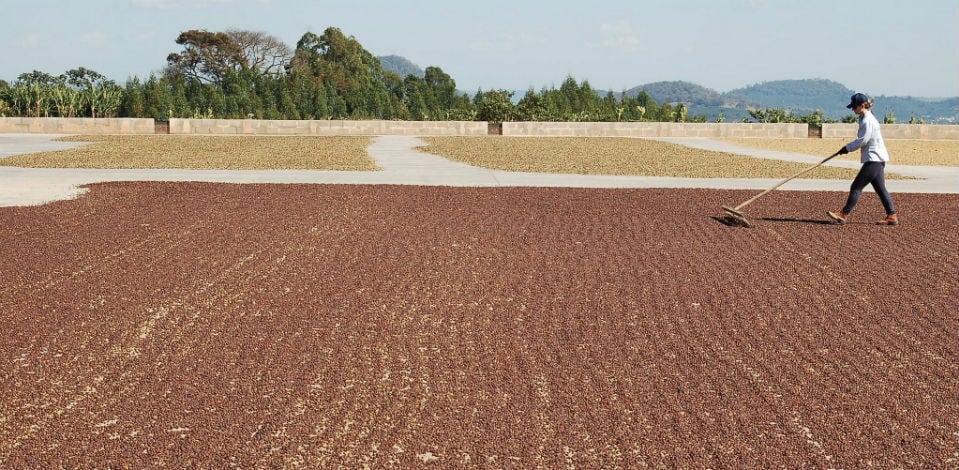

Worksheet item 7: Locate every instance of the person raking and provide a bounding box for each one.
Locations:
[827,92,899,226]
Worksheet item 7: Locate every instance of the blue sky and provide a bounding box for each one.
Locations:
[4,0,958,98]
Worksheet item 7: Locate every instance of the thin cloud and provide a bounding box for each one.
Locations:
[471,31,539,52]
[130,0,232,9]
[20,34,43,48]
[598,20,641,53]
[134,31,156,43]
[130,0,178,9]
[81,31,107,48]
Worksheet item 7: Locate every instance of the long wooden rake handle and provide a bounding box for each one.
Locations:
[733,150,842,211]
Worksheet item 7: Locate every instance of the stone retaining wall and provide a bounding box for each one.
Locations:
[503,122,808,138]
[3,117,955,139]
[0,117,155,134]
[168,118,488,136]
[822,123,959,140]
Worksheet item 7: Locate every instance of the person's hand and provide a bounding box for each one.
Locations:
[838,146,849,155]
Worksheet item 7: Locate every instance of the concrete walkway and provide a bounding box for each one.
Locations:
[1,134,956,207]
[656,137,959,192]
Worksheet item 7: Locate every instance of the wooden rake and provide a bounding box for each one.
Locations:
[721,150,843,227]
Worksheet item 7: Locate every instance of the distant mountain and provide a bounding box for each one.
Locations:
[730,79,852,110]
[626,78,958,124]
[625,81,729,108]
[377,55,424,78]
[865,96,958,124]
[374,56,957,123]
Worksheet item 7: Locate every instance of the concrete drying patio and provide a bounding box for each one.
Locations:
[1,134,957,207]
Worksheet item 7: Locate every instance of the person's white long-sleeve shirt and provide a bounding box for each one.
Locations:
[844,110,890,163]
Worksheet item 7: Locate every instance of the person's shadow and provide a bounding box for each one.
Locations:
[760,217,834,225]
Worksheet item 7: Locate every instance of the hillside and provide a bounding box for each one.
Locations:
[377,55,424,78]
[633,78,957,123]
[377,55,956,123]
[625,81,728,107]
[729,79,852,110]
[866,96,958,124]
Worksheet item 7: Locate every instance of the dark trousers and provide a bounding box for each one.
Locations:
[843,161,896,215]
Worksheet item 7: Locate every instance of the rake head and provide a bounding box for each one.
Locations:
[721,205,752,228]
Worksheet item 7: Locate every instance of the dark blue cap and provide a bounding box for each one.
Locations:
[846,93,869,109]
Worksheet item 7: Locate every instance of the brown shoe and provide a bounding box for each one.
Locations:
[827,211,849,224]
[876,214,899,226]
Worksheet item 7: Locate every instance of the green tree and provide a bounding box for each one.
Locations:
[575,79,603,120]
[287,69,327,119]
[883,109,896,124]
[50,84,81,117]
[675,103,689,122]
[516,88,549,121]
[800,109,825,128]
[289,28,394,118]
[90,81,124,117]
[403,75,430,119]
[0,80,11,116]
[273,76,299,119]
[62,67,123,117]
[474,89,515,123]
[747,107,798,123]
[423,66,459,112]
[382,71,409,119]
[121,77,146,117]
[220,68,270,118]
[14,71,59,116]
[558,76,581,116]
[634,91,658,121]
[166,30,248,85]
